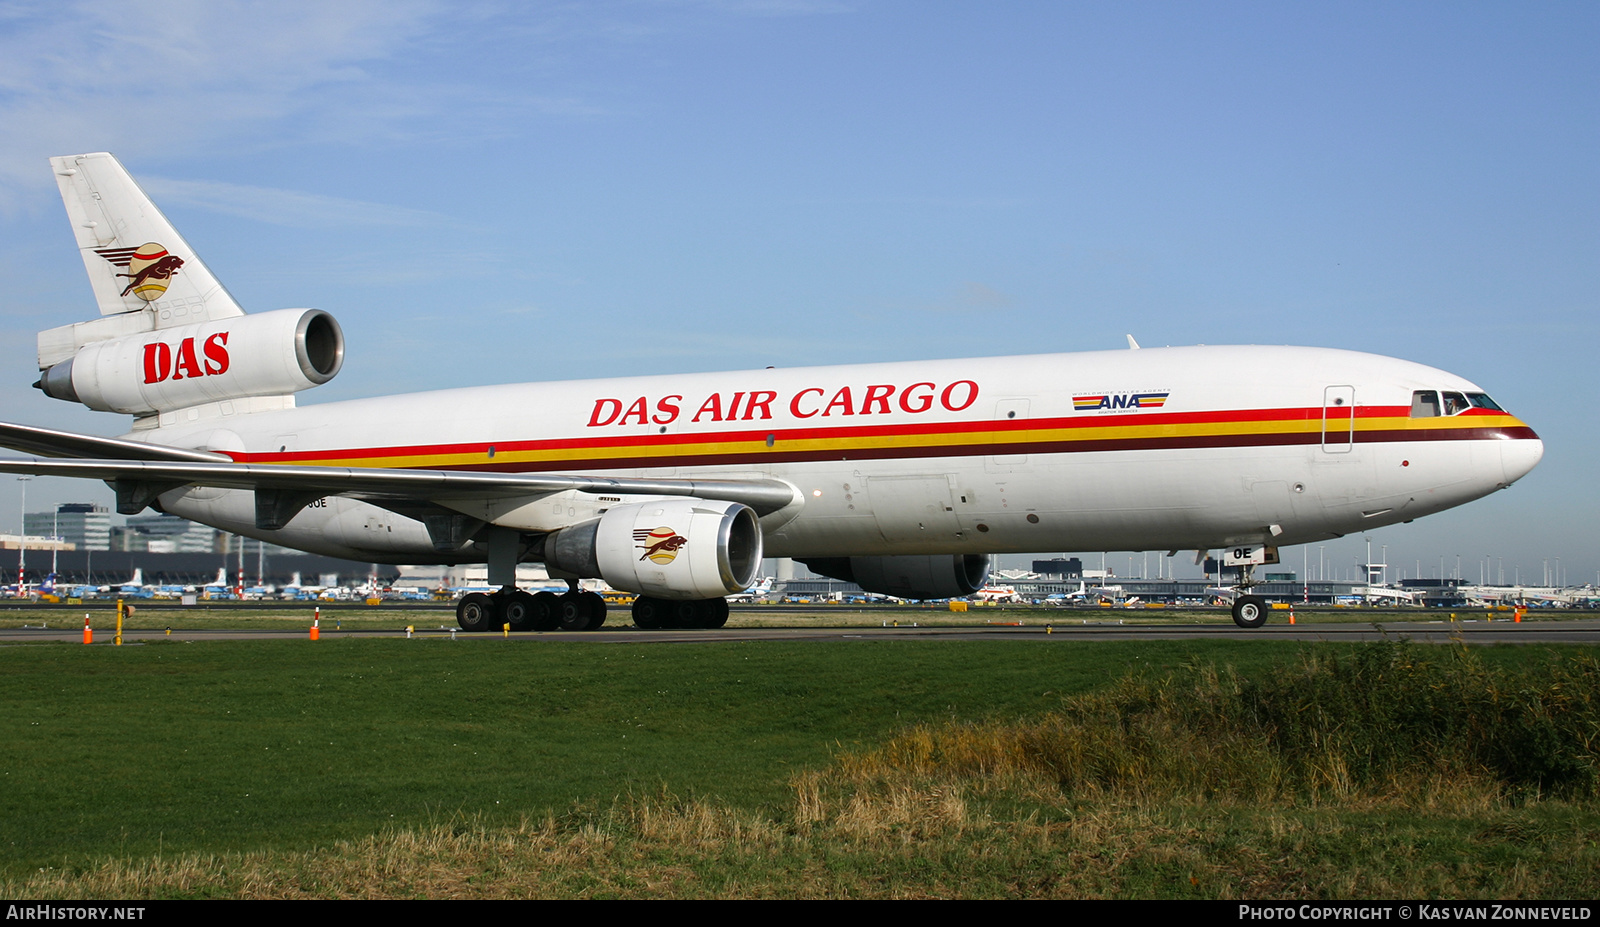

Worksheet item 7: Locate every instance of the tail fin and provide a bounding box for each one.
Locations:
[213,568,227,587]
[40,153,244,368]
[123,567,144,587]
[53,152,243,321]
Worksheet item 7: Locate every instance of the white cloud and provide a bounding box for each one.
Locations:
[0,0,444,206]
[139,177,449,228]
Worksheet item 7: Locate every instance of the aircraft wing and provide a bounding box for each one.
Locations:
[0,455,800,530]
[0,420,230,462]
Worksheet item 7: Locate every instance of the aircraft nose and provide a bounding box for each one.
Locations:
[1500,434,1544,486]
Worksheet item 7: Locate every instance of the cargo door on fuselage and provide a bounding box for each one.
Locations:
[867,474,962,545]
[986,399,1031,471]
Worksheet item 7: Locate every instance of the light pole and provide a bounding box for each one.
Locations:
[15,476,28,591]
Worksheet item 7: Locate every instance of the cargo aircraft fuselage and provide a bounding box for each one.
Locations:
[0,153,1543,632]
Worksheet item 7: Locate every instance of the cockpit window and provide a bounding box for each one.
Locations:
[1412,389,1504,418]
[1410,390,1440,418]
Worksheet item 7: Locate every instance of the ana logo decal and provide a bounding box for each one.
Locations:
[95,242,184,301]
[1073,391,1169,412]
[635,527,688,564]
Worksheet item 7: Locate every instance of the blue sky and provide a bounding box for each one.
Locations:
[0,1,1594,584]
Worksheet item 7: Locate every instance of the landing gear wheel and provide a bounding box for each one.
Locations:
[502,591,538,631]
[704,597,729,629]
[669,600,701,629]
[1232,595,1268,629]
[581,591,607,630]
[556,592,591,631]
[531,591,560,631]
[555,590,606,631]
[457,592,496,632]
[632,596,667,629]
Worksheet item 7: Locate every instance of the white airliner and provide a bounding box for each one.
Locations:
[0,153,1544,632]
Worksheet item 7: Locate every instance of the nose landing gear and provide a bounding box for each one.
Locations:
[1229,560,1269,629]
[1231,593,1268,629]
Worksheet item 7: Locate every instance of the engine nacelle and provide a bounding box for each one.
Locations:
[36,308,343,415]
[800,554,991,600]
[543,498,763,599]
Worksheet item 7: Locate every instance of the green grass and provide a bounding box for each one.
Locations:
[1,638,1595,897]
[0,638,1280,875]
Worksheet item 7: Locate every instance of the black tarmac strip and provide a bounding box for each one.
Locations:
[2,619,1598,645]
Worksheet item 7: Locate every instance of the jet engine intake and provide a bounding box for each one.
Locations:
[543,498,762,599]
[800,554,991,600]
[36,308,343,415]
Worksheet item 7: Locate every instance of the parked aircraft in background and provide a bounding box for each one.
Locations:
[200,568,230,599]
[0,153,1544,632]
[726,577,775,604]
[110,569,152,598]
[1044,581,1092,605]
[972,584,1020,603]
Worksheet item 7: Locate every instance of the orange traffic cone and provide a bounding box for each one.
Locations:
[1289,607,1296,625]
[310,606,321,641]
[82,614,92,644]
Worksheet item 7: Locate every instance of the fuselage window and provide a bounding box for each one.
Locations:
[1465,392,1504,412]
[1443,391,1470,415]
[1410,390,1440,418]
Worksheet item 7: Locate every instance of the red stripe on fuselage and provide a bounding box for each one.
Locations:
[231,404,1392,465]
[222,405,1535,473]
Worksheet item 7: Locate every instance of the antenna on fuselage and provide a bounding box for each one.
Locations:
[1126,334,1141,349]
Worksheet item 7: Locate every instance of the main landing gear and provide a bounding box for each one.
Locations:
[455,586,607,633]
[630,596,730,630]
[1229,562,1268,629]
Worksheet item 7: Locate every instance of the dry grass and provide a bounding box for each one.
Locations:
[11,643,1597,899]
[12,793,1596,899]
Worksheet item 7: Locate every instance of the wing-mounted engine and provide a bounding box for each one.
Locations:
[543,498,763,599]
[800,554,990,600]
[36,308,344,416]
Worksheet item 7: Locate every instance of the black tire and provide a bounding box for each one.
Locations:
[1232,595,1268,629]
[632,596,666,629]
[457,592,496,632]
[531,591,560,631]
[502,591,537,631]
[704,597,729,629]
[669,600,701,629]
[581,591,607,630]
[557,592,593,631]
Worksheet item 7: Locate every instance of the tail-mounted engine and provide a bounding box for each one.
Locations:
[36,307,343,416]
[543,498,763,599]
[799,554,991,600]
